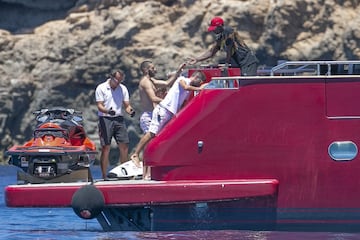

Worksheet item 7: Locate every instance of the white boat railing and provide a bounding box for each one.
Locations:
[267,60,360,76]
[203,60,360,89]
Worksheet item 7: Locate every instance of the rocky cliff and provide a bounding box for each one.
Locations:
[0,0,359,162]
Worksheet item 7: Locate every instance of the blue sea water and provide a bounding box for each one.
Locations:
[1,165,359,240]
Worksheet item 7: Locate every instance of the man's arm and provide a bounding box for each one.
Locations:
[96,101,109,114]
[188,43,220,65]
[152,62,186,88]
[179,79,207,91]
[123,101,135,117]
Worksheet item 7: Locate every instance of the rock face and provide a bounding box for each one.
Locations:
[0,0,359,162]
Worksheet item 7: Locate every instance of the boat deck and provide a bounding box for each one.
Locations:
[5,178,279,207]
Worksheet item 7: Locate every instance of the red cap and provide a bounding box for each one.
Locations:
[207,17,224,32]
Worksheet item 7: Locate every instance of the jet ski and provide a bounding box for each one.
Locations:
[6,107,97,184]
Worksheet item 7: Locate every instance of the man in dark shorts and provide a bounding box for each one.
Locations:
[95,70,136,179]
[188,16,259,76]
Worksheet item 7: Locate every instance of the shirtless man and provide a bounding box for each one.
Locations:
[131,70,207,179]
[131,61,186,171]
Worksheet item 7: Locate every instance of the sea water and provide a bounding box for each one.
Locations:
[0,165,358,240]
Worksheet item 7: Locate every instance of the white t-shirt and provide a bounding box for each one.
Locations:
[160,76,191,115]
[95,79,130,117]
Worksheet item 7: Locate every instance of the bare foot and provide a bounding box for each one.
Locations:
[130,154,141,168]
[143,166,151,180]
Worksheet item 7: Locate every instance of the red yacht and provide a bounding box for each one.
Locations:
[5,60,360,232]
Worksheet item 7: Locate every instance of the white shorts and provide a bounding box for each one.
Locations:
[140,111,152,133]
[149,105,173,135]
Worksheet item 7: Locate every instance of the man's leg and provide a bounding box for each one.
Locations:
[98,117,112,179]
[131,105,165,172]
[100,144,111,179]
[118,142,129,165]
[130,132,153,166]
[113,117,129,166]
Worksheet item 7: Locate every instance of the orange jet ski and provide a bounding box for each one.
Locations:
[7,107,97,184]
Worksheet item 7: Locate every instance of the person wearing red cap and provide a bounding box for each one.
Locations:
[188,17,259,76]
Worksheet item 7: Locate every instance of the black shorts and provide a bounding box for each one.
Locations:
[98,116,129,146]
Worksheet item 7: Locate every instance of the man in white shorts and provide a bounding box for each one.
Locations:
[132,60,186,168]
[130,69,207,179]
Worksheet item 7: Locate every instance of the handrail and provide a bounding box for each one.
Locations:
[200,60,360,89]
[198,60,360,77]
[269,60,360,76]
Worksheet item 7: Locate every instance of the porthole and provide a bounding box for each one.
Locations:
[328,141,358,161]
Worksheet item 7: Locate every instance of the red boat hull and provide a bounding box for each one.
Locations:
[5,179,278,231]
[146,76,360,209]
[5,179,277,207]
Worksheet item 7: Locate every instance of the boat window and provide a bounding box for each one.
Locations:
[205,79,239,89]
[333,63,360,75]
[353,64,360,74]
[328,141,358,161]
